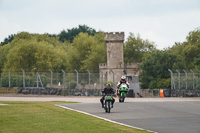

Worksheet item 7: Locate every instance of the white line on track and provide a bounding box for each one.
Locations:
[56,105,157,133]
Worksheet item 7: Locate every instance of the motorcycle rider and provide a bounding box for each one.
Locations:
[117,76,129,95]
[100,83,115,108]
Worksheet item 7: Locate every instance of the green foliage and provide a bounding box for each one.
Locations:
[59,25,96,42]
[69,32,106,72]
[81,32,106,72]
[193,54,200,69]
[139,28,200,89]
[68,81,77,89]
[124,33,156,63]
[149,78,171,89]
[2,32,69,72]
[1,26,200,91]
[0,34,15,46]
[139,50,186,89]
[169,28,200,69]
[0,43,13,72]
[0,28,105,74]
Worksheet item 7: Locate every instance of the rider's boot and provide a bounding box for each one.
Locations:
[102,104,104,108]
[111,104,113,108]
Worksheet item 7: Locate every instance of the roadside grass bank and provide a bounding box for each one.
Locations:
[0,101,151,133]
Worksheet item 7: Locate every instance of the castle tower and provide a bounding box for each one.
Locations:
[99,32,139,89]
[105,32,124,69]
[99,32,125,87]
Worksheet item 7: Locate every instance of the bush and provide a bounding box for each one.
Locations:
[149,78,170,89]
[68,81,77,89]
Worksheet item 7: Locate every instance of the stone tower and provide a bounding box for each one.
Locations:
[105,32,124,69]
[99,32,139,89]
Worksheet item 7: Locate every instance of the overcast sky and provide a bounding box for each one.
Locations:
[0,0,200,49]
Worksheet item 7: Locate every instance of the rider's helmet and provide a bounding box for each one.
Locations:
[121,76,126,83]
[106,83,111,89]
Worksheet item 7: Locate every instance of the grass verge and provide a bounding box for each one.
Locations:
[0,101,151,133]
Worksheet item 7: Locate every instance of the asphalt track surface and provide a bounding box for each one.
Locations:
[60,100,200,133]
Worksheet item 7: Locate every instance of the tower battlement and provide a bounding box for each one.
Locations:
[99,63,107,69]
[124,63,140,69]
[104,32,124,42]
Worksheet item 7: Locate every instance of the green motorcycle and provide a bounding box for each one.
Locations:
[119,83,128,102]
[104,95,113,113]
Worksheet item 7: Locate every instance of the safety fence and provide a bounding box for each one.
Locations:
[167,69,200,97]
[0,70,103,89]
[0,70,117,95]
[168,69,200,90]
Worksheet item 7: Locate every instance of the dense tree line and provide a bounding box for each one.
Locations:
[58,25,96,42]
[0,34,15,46]
[0,25,105,73]
[0,25,199,89]
[139,28,200,89]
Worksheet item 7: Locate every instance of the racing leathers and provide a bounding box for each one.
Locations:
[117,80,129,95]
[100,87,115,108]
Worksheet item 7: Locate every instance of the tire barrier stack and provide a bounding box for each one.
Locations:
[163,89,200,97]
[18,87,63,95]
[17,87,103,96]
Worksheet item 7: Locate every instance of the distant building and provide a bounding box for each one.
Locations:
[99,32,139,89]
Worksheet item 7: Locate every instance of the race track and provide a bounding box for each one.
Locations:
[60,100,200,133]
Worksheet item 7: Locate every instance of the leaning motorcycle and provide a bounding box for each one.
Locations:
[118,83,128,102]
[104,95,113,113]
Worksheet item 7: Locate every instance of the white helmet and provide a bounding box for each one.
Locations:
[121,76,126,83]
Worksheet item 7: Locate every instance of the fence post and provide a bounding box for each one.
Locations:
[190,70,194,90]
[168,69,175,90]
[21,69,25,87]
[198,70,200,90]
[86,70,90,89]
[61,69,66,95]
[49,69,53,86]
[74,69,79,86]
[0,73,1,87]
[8,69,11,87]
[110,69,115,89]
[100,70,103,89]
[34,68,39,88]
[176,69,180,90]
[168,69,175,97]
[183,69,188,90]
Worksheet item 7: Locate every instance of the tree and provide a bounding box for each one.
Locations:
[0,30,106,73]
[124,33,156,63]
[2,32,69,72]
[169,28,200,69]
[70,32,106,72]
[0,34,15,46]
[139,50,186,89]
[81,32,106,72]
[193,53,200,69]
[59,25,96,42]
[0,44,13,72]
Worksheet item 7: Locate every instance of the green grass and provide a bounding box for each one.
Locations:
[0,101,151,133]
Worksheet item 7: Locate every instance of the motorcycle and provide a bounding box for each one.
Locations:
[103,95,113,113]
[118,83,128,102]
